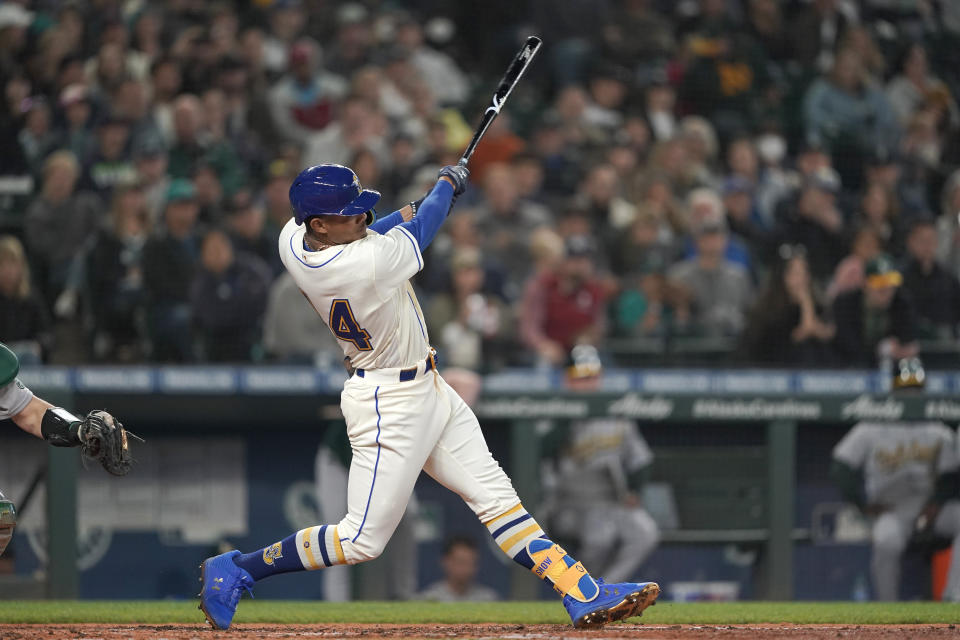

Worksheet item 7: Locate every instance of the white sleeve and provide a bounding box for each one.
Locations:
[622,422,654,472]
[833,423,870,468]
[935,424,959,474]
[372,226,424,295]
[0,378,33,420]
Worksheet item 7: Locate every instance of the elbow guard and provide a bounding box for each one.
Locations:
[41,407,83,447]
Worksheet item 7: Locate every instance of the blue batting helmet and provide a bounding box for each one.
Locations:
[289,164,380,226]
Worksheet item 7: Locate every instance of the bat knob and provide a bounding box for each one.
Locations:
[458,158,469,168]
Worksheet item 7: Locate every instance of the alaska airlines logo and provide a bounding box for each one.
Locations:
[535,557,552,577]
[263,542,283,565]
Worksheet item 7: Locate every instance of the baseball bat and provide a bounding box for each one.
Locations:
[458,35,543,167]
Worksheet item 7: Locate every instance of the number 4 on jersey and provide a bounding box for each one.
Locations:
[329,299,373,351]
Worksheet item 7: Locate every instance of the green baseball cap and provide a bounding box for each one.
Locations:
[166,178,195,203]
[865,254,902,289]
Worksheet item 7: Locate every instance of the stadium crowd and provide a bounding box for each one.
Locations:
[1,0,960,371]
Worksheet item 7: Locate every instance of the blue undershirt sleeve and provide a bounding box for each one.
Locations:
[369,209,404,235]
[398,180,455,250]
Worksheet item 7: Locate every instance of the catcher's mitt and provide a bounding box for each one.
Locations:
[78,410,139,476]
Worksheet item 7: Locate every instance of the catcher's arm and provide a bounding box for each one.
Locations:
[40,405,140,476]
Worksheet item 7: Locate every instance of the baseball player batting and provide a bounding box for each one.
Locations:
[0,342,134,557]
[198,164,660,629]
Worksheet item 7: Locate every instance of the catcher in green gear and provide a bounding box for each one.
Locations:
[0,342,137,557]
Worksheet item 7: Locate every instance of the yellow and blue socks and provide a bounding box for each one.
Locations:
[233,525,346,581]
[484,504,599,602]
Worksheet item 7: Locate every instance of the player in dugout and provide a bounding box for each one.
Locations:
[199,163,660,629]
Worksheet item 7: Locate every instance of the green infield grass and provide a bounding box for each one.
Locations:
[0,601,958,625]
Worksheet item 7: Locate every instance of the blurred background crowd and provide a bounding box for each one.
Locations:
[1,0,960,371]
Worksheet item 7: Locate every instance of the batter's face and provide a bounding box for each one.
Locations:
[310,213,368,245]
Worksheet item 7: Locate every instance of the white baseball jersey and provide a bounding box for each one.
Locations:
[833,421,959,506]
[278,218,430,370]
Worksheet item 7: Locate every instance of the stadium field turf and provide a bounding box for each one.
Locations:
[0,600,958,625]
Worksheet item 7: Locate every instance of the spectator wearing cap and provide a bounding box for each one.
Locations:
[901,219,960,339]
[519,235,609,367]
[324,3,376,79]
[167,94,244,199]
[743,245,834,365]
[86,185,150,361]
[668,201,753,338]
[112,77,161,153]
[682,187,751,273]
[142,179,202,361]
[803,48,900,172]
[769,167,847,285]
[227,195,279,275]
[0,4,33,81]
[24,150,103,305]
[267,38,347,145]
[82,113,138,200]
[832,255,918,367]
[56,83,95,162]
[426,247,514,372]
[134,135,170,225]
[583,63,630,134]
[191,229,272,362]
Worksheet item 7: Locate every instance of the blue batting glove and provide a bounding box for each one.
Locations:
[438,164,470,196]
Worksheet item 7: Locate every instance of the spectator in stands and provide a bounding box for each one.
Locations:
[789,0,852,73]
[901,219,960,339]
[303,95,387,168]
[17,97,56,176]
[473,163,549,298]
[827,227,883,302]
[149,57,182,145]
[417,536,498,602]
[886,43,959,131]
[682,187,751,273]
[937,169,960,282]
[82,114,138,199]
[56,83,95,163]
[426,248,513,373]
[167,94,244,200]
[612,210,673,339]
[134,135,170,225]
[668,201,753,338]
[743,245,834,365]
[520,235,609,367]
[267,39,346,145]
[573,163,635,239]
[0,235,50,364]
[142,179,201,362]
[190,229,272,362]
[803,47,900,171]
[601,0,675,66]
[853,182,905,258]
[832,255,918,367]
[262,271,340,365]
[23,150,102,305]
[86,185,149,361]
[227,196,277,274]
[394,16,468,107]
[769,167,847,285]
